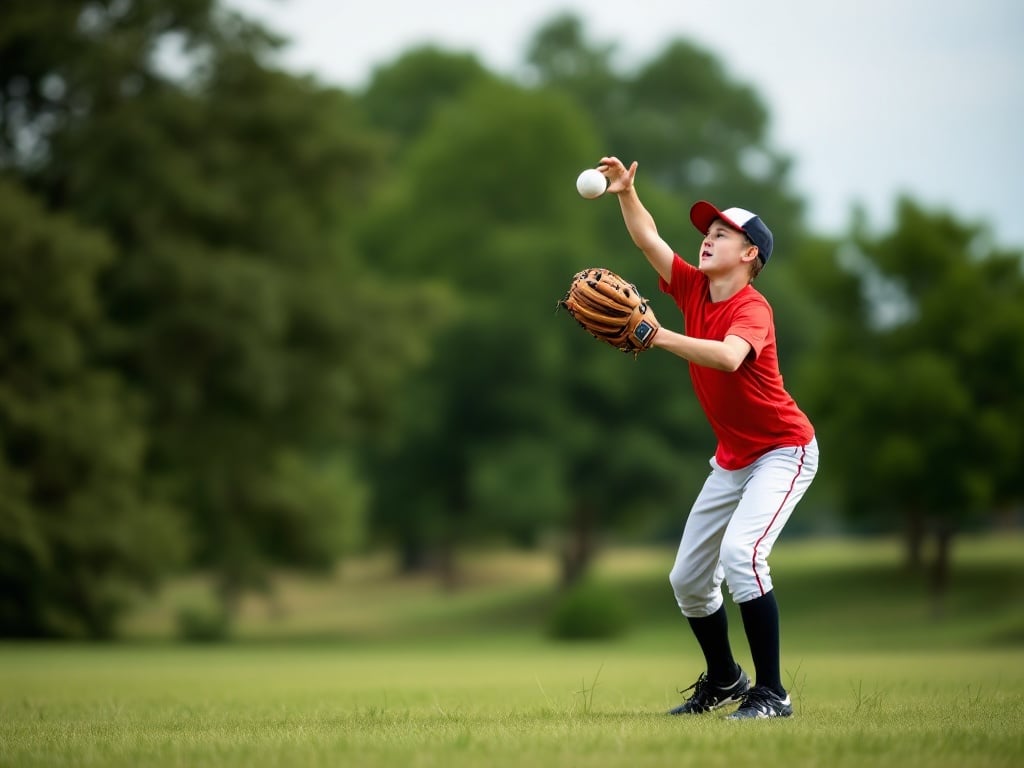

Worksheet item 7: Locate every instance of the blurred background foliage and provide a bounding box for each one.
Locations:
[0,2,1021,639]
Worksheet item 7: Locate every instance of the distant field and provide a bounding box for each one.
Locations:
[121,532,1024,650]
[2,534,1022,767]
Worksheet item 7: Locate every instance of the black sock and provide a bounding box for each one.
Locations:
[686,604,740,686]
[738,590,785,696]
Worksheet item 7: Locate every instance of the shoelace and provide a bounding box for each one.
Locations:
[736,686,776,711]
[678,673,713,704]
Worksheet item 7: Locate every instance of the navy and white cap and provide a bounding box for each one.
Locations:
[690,201,774,264]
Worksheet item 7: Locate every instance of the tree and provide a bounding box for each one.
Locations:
[803,199,1024,607]
[0,179,186,638]
[73,38,447,618]
[360,45,491,151]
[526,13,818,559]
[524,14,805,242]
[0,0,221,172]
[358,76,599,583]
[525,12,814,413]
[358,17,824,587]
[0,0,449,631]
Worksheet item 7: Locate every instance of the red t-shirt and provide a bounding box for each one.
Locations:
[659,254,814,469]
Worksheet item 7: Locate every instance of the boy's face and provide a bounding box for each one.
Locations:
[697,220,758,276]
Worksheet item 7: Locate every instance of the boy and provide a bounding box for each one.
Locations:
[598,156,818,719]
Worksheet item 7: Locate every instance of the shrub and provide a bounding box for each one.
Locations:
[176,602,231,643]
[546,580,631,640]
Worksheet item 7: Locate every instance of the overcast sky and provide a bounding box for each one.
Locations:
[228,0,1024,249]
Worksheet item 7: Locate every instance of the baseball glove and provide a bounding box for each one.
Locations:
[558,267,660,356]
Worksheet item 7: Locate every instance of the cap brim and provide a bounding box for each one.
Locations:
[690,200,743,234]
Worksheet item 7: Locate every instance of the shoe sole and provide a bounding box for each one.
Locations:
[726,710,793,720]
[725,700,793,720]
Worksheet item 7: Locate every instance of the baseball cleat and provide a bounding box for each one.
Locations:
[725,685,793,719]
[667,668,751,715]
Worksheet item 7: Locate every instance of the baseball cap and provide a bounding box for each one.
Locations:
[689,201,774,264]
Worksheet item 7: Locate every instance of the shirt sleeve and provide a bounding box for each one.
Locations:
[727,297,772,359]
[659,254,699,297]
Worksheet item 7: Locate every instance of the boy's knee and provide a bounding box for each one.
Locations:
[669,565,721,617]
[719,540,753,580]
[720,540,771,603]
[669,562,695,596]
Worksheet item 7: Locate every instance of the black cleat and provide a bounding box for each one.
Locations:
[668,669,751,715]
[725,685,793,719]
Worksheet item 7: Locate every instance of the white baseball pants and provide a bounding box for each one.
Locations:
[669,438,819,617]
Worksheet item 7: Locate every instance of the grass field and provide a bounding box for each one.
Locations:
[2,535,1023,767]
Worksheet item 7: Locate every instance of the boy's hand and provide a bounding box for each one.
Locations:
[599,156,638,194]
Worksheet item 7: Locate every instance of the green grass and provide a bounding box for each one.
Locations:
[2,534,1023,767]
[1,643,1021,767]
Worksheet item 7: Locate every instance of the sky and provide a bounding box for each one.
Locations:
[228,0,1024,249]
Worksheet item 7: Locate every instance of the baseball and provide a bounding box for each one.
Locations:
[576,168,607,199]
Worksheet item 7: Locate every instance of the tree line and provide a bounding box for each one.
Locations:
[1,2,1021,637]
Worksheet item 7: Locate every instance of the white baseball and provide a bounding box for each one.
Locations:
[576,168,607,199]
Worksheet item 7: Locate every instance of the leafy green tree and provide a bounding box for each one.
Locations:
[528,14,819,547]
[803,199,1024,603]
[74,41,445,615]
[358,68,707,585]
[359,77,594,582]
[0,0,220,171]
[359,18,824,585]
[524,14,805,247]
[525,13,811,366]
[522,13,618,115]
[1,0,449,629]
[360,45,491,151]
[0,179,186,638]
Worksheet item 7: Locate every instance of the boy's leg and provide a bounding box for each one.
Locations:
[721,440,818,694]
[738,590,783,694]
[686,602,740,685]
[669,459,740,678]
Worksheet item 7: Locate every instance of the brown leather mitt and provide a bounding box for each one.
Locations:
[558,267,660,356]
